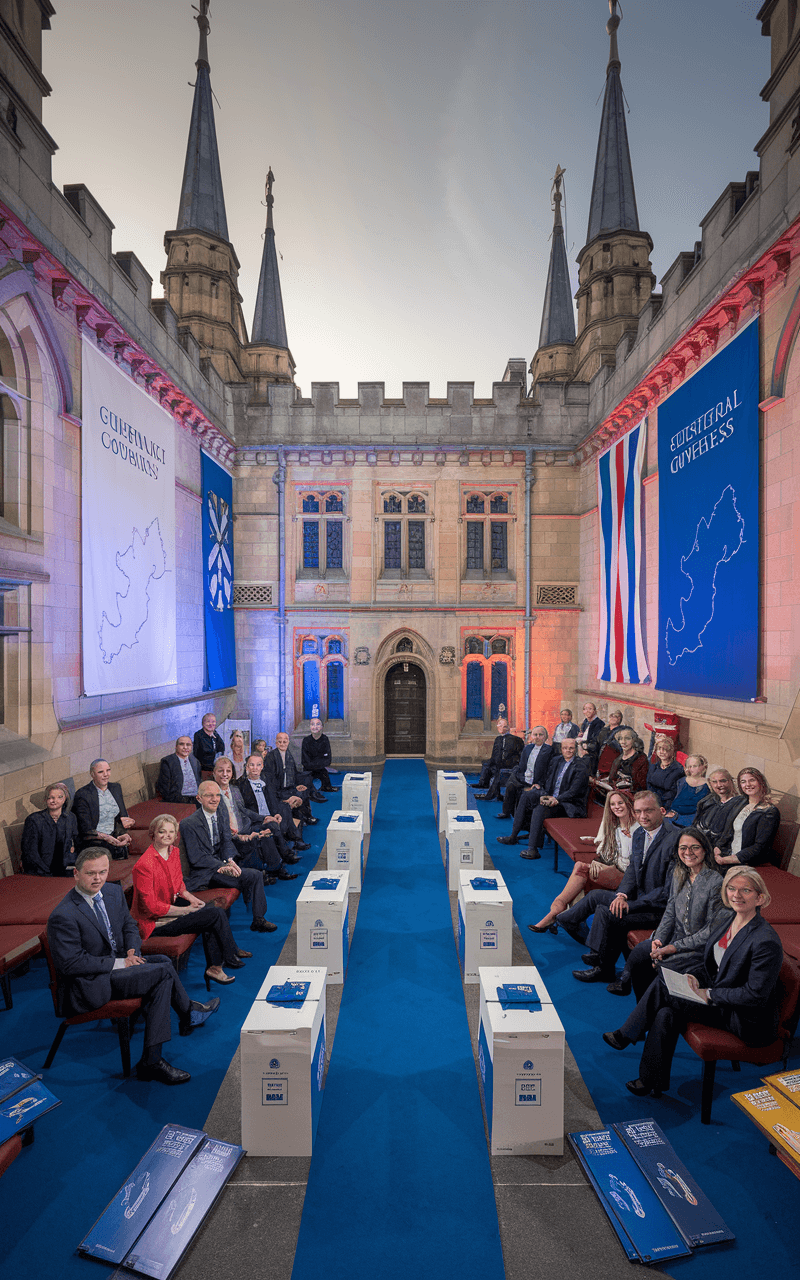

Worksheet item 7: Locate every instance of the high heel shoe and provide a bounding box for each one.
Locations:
[625,1077,663,1099]
[205,969,236,990]
[528,920,558,934]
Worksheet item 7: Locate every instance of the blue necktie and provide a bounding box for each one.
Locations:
[553,762,569,797]
[211,812,220,850]
[93,892,117,953]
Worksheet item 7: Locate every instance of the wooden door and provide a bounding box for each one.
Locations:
[384,662,426,755]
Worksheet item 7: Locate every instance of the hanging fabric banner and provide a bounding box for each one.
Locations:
[597,418,650,684]
[201,451,236,690]
[81,338,177,694]
[657,319,760,699]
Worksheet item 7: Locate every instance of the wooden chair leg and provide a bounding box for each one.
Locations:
[0,973,11,1011]
[114,1017,133,1078]
[701,1059,717,1125]
[43,1021,68,1069]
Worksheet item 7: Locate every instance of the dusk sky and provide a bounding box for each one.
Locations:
[44,1,768,399]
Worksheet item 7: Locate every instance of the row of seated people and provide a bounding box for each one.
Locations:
[472,702,616,800]
[191,713,337,792]
[19,716,339,877]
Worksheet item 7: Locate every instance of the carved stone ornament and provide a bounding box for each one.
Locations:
[439,645,456,666]
[354,646,371,665]
[314,582,328,597]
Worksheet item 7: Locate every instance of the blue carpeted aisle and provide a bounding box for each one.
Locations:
[291,760,505,1280]
[472,785,800,1280]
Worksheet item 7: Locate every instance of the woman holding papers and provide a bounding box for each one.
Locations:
[602,866,783,1099]
[530,791,638,933]
[614,828,722,1000]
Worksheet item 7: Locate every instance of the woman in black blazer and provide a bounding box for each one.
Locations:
[714,767,780,868]
[603,866,783,1098]
[20,783,78,876]
[645,736,685,808]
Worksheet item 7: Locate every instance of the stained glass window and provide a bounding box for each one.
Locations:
[466,494,485,513]
[465,637,483,655]
[408,494,426,513]
[303,661,320,719]
[328,638,342,654]
[490,494,508,513]
[466,662,483,719]
[384,521,401,569]
[491,637,508,654]
[327,661,344,718]
[384,494,402,513]
[490,661,508,720]
[302,638,317,654]
[326,520,343,568]
[408,521,425,569]
[302,494,319,512]
[303,520,319,568]
[491,521,507,570]
[325,493,343,512]
[397,638,413,652]
[466,522,484,569]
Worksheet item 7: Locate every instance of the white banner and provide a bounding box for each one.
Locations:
[81,338,177,694]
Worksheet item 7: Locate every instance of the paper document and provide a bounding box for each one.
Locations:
[661,966,707,1004]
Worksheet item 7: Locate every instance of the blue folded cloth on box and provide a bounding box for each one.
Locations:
[496,983,541,1011]
[266,981,311,1005]
[312,878,340,890]
[454,815,475,823]
[337,815,359,823]
[470,877,498,891]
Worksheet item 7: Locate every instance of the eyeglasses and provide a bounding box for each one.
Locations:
[679,844,704,854]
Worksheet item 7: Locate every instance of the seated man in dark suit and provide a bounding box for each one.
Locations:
[265,733,319,821]
[571,790,679,987]
[192,713,225,772]
[73,760,136,858]
[180,782,277,933]
[496,727,553,820]
[236,753,311,849]
[302,718,338,793]
[211,757,300,882]
[157,736,201,804]
[497,738,590,859]
[47,847,218,1084]
[473,718,525,800]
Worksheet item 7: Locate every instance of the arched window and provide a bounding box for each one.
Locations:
[380,490,431,578]
[466,494,485,513]
[490,637,508,654]
[464,490,512,578]
[490,660,508,720]
[327,661,344,718]
[327,637,343,655]
[465,636,483,655]
[408,494,426,513]
[465,661,484,720]
[460,635,513,730]
[490,494,508,513]
[298,490,346,575]
[325,492,343,512]
[301,638,318,654]
[294,631,348,725]
[302,494,319,512]
[396,637,413,653]
[383,494,402,513]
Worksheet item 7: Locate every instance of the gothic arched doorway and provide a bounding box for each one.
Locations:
[384,661,426,756]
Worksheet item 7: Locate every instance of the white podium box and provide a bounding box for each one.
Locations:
[477,966,565,1156]
[341,772,372,833]
[436,771,467,832]
[457,870,512,982]
[445,810,484,890]
[295,870,350,984]
[241,966,327,1157]
[326,810,364,891]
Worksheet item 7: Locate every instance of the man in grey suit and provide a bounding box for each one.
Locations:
[180,782,277,933]
[47,847,218,1084]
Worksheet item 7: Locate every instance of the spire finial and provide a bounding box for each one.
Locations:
[193,0,211,70]
[607,0,621,72]
[265,167,275,232]
[551,165,566,229]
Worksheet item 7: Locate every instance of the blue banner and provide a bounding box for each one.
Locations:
[657,320,760,699]
[201,452,236,690]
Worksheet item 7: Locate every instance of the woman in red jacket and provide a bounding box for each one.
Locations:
[131,814,250,989]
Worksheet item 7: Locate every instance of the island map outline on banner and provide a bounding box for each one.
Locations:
[98,518,168,664]
[664,485,745,666]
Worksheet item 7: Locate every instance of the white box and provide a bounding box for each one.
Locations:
[295,870,350,984]
[326,810,364,891]
[445,810,484,890]
[241,966,327,1157]
[457,869,512,982]
[477,966,565,1156]
[341,772,372,833]
[436,770,467,831]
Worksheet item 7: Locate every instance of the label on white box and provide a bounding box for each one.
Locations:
[515,1077,542,1106]
[262,1078,288,1105]
[310,928,328,949]
[481,930,498,949]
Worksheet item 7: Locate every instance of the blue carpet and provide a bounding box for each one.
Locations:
[0,822,325,1280]
[470,786,800,1279]
[291,761,505,1280]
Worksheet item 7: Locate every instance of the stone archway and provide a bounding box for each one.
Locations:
[384,661,427,755]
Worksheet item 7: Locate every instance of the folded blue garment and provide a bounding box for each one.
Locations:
[312,878,340,890]
[496,983,541,1011]
[266,981,310,1005]
[470,877,498,891]
[337,815,359,823]
[454,815,475,823]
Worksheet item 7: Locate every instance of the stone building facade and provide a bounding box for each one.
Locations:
[0,0,798,873]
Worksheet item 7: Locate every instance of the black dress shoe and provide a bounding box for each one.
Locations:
[322,785,338,792]
[263,874,277,886]
[283,853,302,864]
[472,792,488,800]
[293,840,311,852]
[603,1030,630,1051]
[581,951,600,965]
[625,1078,662,1098]
[305,816,319,826]
[178,995,221,1036]
[573,967,613,983]
[251,917,278,933]
[520,850,541,860]
[494,813,511,820]
[310,791,328,803]
[136,1057,191,1085]
[528,921,558,934]
[276,868,299,880]
[496,835,517,845]
[225,957,246,969]
[607,977,632,996]
[236,948,253,959]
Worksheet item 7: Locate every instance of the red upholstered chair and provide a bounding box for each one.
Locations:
[193,887,240,912]
[40,934,141,1077]
[121,886,198,973]
[595,744,618,778]
[775,924,800,964]
[0,1132,30,1180]
[682,955,800,1124]
[127,800,196,830]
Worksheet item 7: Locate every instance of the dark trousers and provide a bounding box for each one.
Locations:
[588,904,665,977]
[208,867,267,921]
[619,977,725,1090]
[149,903,239,968]
[509,789,543,840]
[308,766,333,790]
[502,777,530,816]
[476,759,502,790]
[483,767,513,802]
[277,784,312,823]
[525,799,570,852]
[558,888,617,931]
[623,938,705,1002]
[233,831,285,872]
[108,954,190,1054]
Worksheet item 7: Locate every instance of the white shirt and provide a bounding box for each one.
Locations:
[524,744,543,784]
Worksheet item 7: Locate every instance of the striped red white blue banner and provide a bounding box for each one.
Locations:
[597,419,650,684]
